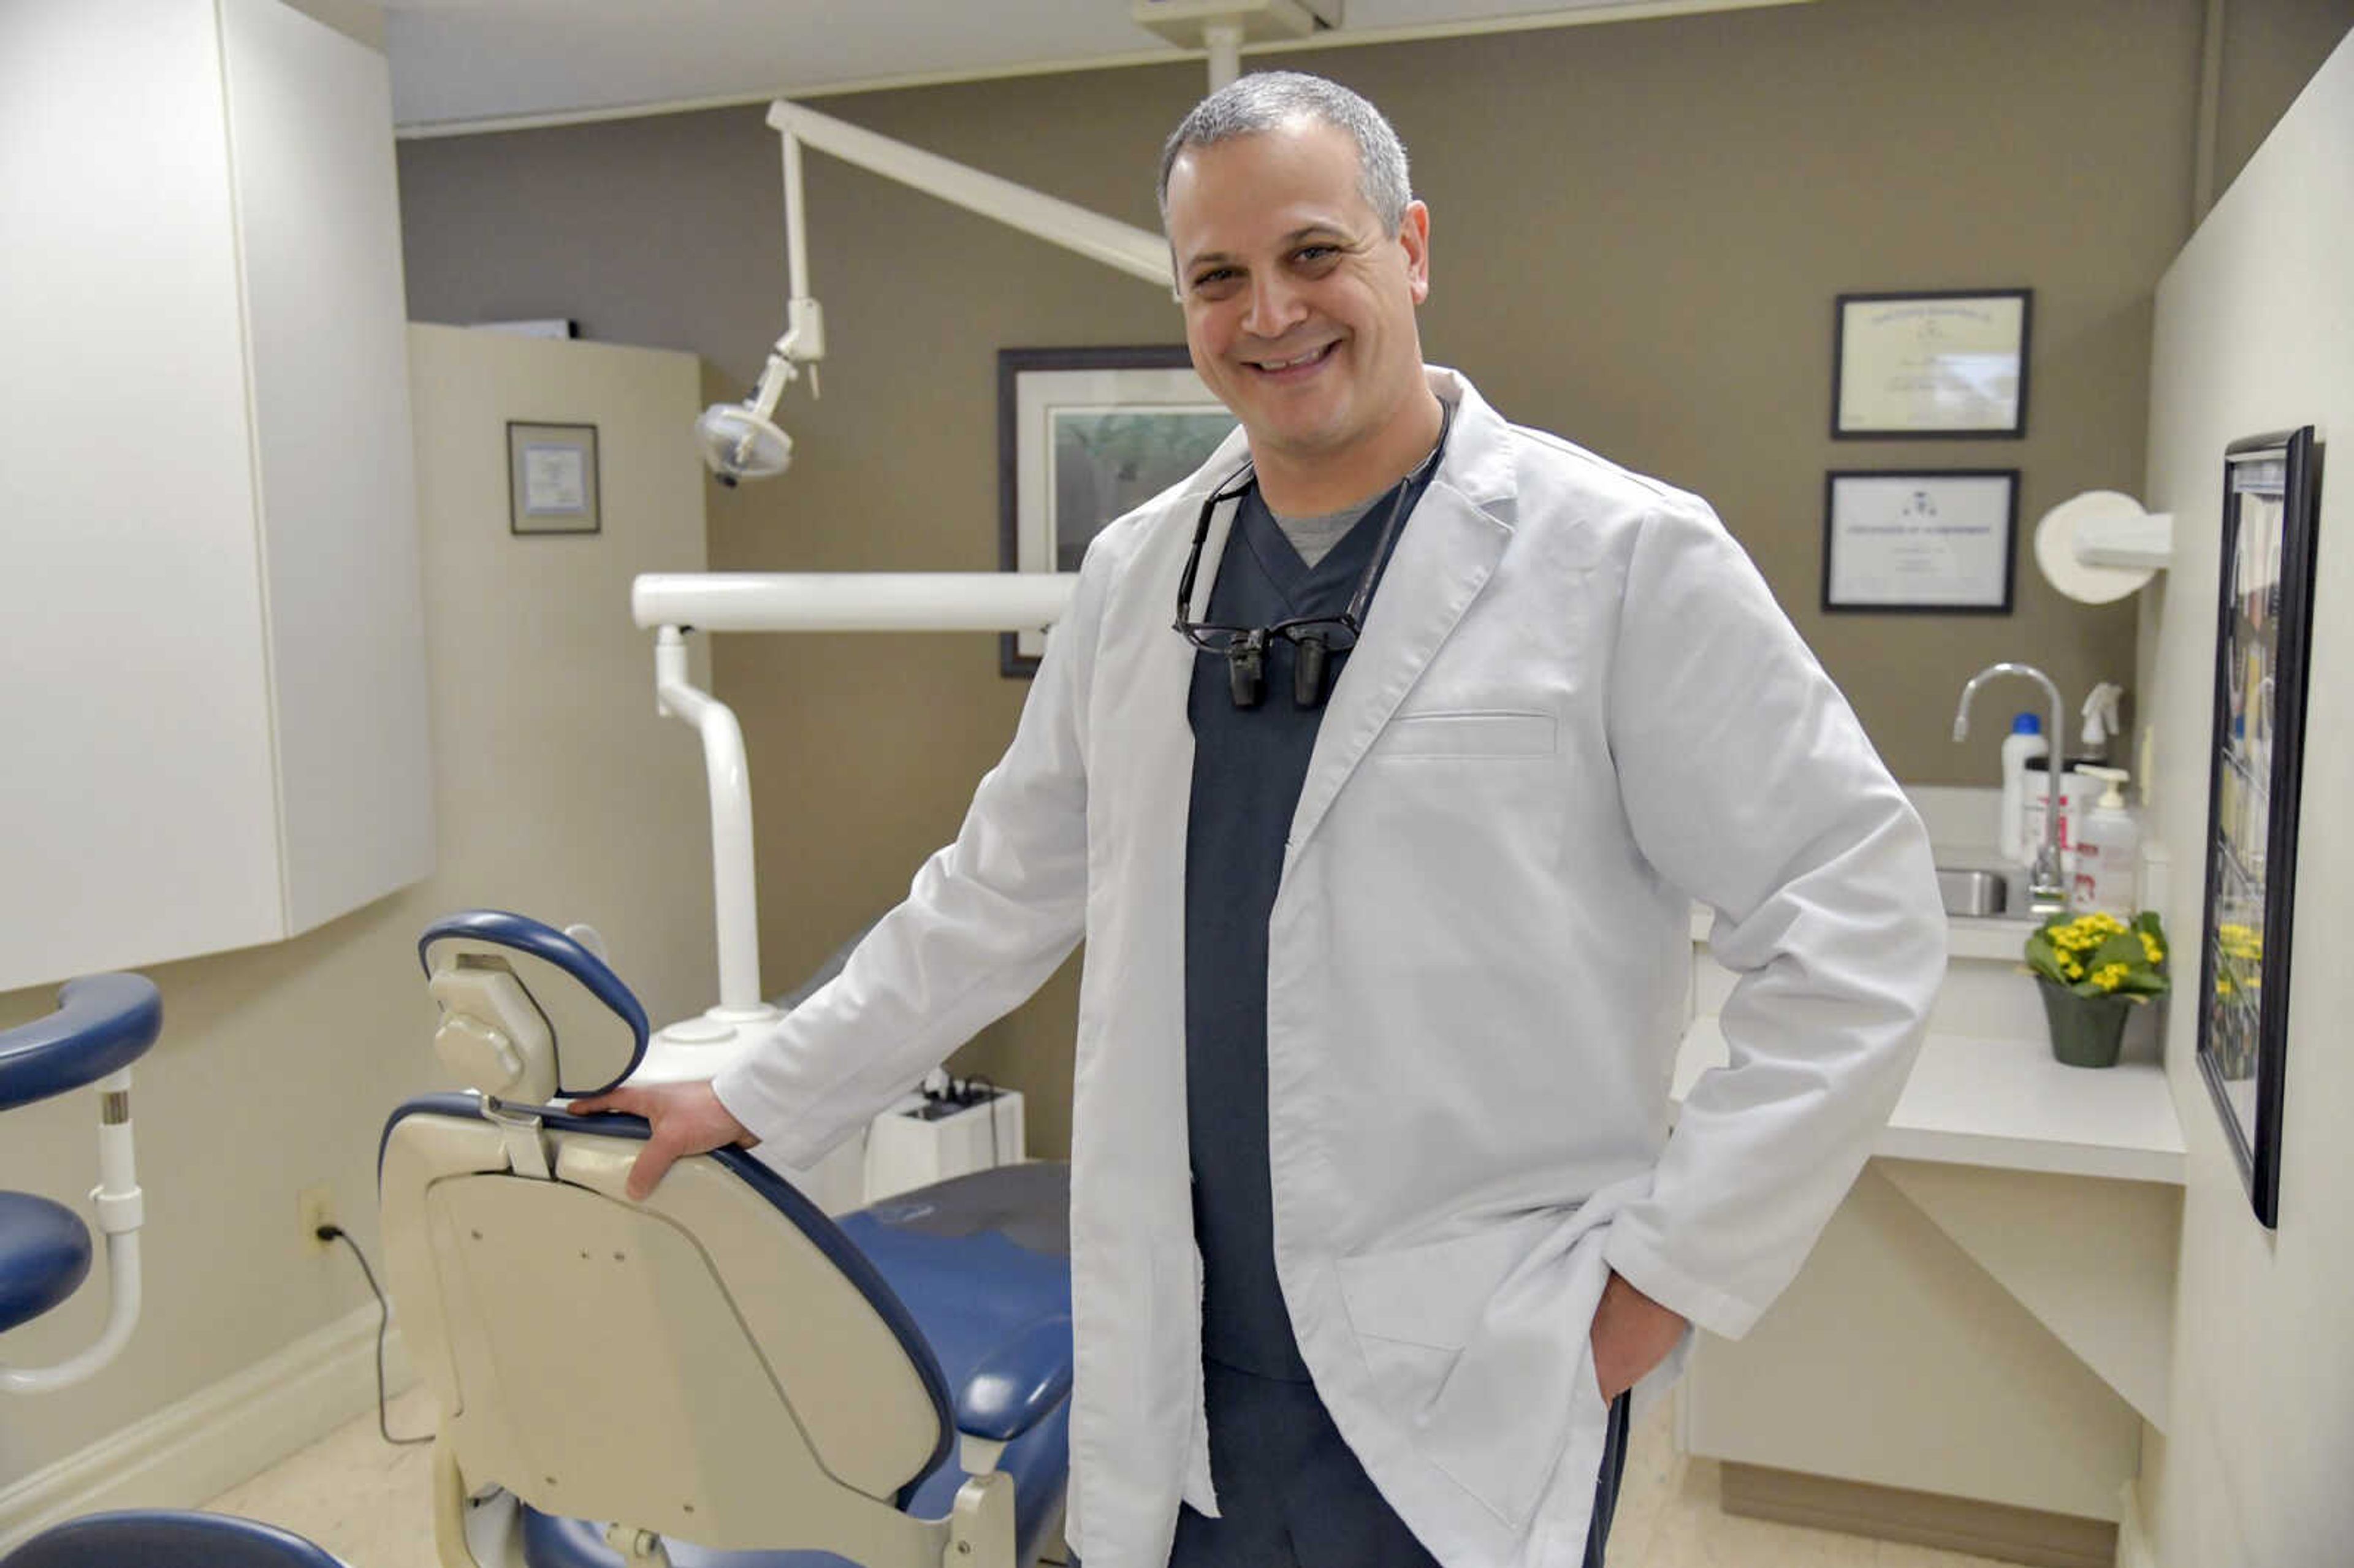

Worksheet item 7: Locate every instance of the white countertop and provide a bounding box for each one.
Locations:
[1674,1016,2186,1186]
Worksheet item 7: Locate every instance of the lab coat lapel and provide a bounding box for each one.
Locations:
[1282,478,1511,872]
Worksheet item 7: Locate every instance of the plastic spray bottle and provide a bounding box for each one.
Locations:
[2081,682,2126,761]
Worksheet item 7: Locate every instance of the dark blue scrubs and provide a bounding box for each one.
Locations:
[1168,474,1634,1567]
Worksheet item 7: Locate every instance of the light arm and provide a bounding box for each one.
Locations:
[703,101,1175,485]
[766,100,1172,294]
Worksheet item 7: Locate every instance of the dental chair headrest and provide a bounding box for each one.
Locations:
[417,911,647,1103]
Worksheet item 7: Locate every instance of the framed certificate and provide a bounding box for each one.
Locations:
[1832,289,2032,438]
[506,422,600,536]
[1821,470,2018,613]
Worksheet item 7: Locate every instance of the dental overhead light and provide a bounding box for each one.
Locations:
[699,100,1173,486]
[697,297,819,487]
[699,8,1351,485]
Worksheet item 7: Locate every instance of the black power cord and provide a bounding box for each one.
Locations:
[317,1224,433,1447]
[962,1075,1003,1169]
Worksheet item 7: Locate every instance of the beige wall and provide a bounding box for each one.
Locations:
[395,1,2346,1159]
[0,327,714,1491]
[2134,30,2354,1565]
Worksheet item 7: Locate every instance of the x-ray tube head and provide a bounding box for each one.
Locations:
[696,402,794,487]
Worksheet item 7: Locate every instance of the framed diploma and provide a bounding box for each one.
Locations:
[2196,427,2322,1230]
[506,421,600,536]
[1832,289,2032,438]
[1821,469,2018,613]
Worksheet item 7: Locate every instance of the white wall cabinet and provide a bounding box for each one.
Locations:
[1,0,432,993]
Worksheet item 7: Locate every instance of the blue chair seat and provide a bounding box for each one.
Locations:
[518,1163,1073,1568]
[0,1510,345,1567]
[0,1191,92,1334]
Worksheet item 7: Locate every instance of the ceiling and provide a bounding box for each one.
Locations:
[380,0,1807,132]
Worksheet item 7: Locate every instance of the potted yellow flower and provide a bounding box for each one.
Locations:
[2024,910,2170,1068]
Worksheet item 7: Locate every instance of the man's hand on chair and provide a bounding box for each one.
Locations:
[567,1080,756,1201]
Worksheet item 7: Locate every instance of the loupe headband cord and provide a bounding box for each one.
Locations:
[1345,396,1455,630]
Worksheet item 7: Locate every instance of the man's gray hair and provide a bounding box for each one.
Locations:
[1157,71,1412,235]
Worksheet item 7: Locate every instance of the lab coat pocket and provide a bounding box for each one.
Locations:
[1336,1209,1612,1529]
[1337,1214,1545,1355]
[1370,709,1557,759]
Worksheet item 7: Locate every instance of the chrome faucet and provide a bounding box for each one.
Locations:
[1954,663,2068,913]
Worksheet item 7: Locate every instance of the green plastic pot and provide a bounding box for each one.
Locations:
[2037,978,2133,1069]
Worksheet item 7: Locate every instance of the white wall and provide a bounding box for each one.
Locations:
[2135,29,2354,1566]
[0,327,715,1510]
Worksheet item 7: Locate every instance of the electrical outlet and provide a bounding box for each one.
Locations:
[298,1184,337,1253]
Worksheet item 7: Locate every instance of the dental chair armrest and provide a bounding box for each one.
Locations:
[955,1315,1073,1441]
[0,975,162,1113]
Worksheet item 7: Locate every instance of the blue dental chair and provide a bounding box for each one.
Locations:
[1,979,349,1567]
[381,912,1073,1568]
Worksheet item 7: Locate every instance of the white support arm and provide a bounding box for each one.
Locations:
[635,576,1080,1067]
[0,1235,140,1395]
[654,628,769,1018]
[634,573,1081,634]
[768,101,1172,291]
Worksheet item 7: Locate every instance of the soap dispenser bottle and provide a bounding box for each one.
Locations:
[2071,766,2141,917]
[1998,712,2047,866]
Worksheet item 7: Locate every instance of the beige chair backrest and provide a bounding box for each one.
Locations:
[379,1103,958,1566]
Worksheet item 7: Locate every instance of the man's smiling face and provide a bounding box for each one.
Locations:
[1163,118,1431,476]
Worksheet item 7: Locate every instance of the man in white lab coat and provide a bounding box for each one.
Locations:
[578,71,1945,1568]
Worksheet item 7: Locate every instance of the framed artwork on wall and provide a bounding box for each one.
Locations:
[2196,425,2322,1229]
[1832,289,2032,438]
[1821,469,2019,614]
[997,346,1236,676]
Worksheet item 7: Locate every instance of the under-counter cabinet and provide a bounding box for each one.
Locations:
[1674,913,2182,1568]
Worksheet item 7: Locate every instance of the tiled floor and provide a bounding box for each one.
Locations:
[205,1387,2014,1567]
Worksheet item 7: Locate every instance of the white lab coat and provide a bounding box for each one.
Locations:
[717,368,1946,1568]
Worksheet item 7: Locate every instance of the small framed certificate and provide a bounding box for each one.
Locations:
[1822,470,2018,614]
[507,421,601,536]
[1832,289,2031,438]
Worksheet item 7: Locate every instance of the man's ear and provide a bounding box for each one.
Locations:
[1398,200,1432,304]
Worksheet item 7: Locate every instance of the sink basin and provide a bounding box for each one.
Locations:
[1937,867,2006,917]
